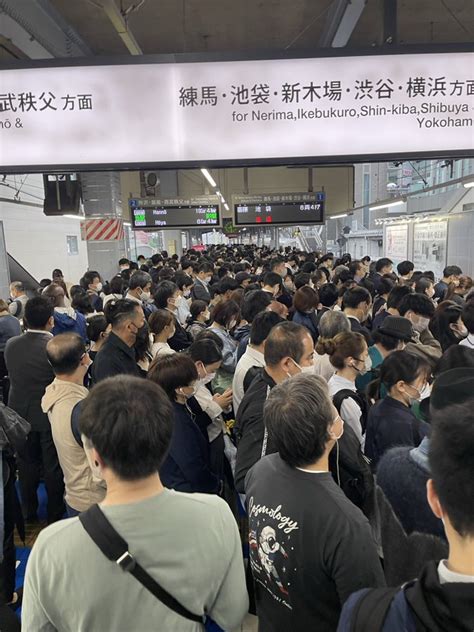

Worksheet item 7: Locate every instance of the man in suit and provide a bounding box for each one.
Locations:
[342,286,373,345]
[4,296,65,523]
[191,263,213,304]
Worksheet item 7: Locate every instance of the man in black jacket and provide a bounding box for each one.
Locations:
[234,321,314,493]
[92,299,145,384]
[342,286,373,345]
[4,297,65,523]
[154,281,191,352]
[191,263,213,304]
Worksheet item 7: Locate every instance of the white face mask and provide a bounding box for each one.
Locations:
[204,276,212,284]
[352,355,371,375]
[94,282,103,293]
[411,315,430,333]
[199,365,216,385]
[291,358,314,375]
[183,289,191,298]
[141,290,151,301]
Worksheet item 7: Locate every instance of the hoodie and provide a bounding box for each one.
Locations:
[337,560,474,632]
[42,379,105,512]
[52,307,88,342]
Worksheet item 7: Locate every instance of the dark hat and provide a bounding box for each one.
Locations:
[378,316,415,342]
[235,272,252,284]
[430,367,474,412]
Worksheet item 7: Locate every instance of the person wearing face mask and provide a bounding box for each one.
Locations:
[174,272,194,326]
[209,300,240,391]
[323,332,370,447]
[342,287,373,346]
[154,280,192,352]
[398,293,442,369]
[81,271,104,312]
[148,309,176,359]
[42,333,105,518]
[91,299,145,384]
[356,316,415,393]
[148,354,220,494]
[186,300,211,340]
[428,301,467,352]
[191,262,214,304]
[414,276,436,301]
[189,339,232,481]
[234,322,315,494]
[245,374,384,632]
[364,351,430,469]
[125,271,156,318]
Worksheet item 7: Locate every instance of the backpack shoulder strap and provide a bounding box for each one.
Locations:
[333,389,360,413]
[70,401,84,448]
[351,587,400,632]
[79,505,205,624]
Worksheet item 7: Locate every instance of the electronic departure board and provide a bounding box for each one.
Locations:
[234,192,325,226]
[130,197,220,229]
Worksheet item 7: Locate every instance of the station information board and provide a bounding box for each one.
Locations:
[234,192,325,225]
[0,49,472,171]
[130,196,220,229]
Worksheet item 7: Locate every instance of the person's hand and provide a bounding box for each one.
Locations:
[214,389,233,409]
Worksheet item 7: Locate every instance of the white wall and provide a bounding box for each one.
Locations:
[0,174,88,285]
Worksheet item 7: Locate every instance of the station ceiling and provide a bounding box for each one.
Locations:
[1,0,472,61]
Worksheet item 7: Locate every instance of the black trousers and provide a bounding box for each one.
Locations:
[17,428,65,523]
[0,467,16,604]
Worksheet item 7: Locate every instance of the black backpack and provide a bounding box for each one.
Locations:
[328,417,375,519]
[349,587,400,632]
[332,388,370,434]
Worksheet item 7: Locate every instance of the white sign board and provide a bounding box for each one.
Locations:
[385,224,408,264]
[413,221,448,281]
[0,51,473,170]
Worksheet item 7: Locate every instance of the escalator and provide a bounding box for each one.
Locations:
[7,252,39,296]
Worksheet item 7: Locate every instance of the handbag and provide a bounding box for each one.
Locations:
[79,504,207,626]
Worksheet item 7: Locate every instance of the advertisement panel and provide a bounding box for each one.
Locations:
[0,50,472,170]
[413,221,448,281]
[385,224,408,265]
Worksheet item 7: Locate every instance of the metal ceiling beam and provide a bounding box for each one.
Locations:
[0,0,93,57]
[92,0,143,55]
[319,0,368,48]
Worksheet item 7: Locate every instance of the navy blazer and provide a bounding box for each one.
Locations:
[365,396,429,468]
[292,310,319,343]
[160,400,219,494]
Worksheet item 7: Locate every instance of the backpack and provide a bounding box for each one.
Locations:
[332,389,370,434]
[350,587,401,632]
[328,420,375,518]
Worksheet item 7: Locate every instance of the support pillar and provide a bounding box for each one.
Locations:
[81,172,126,281]
[158,170,183,257]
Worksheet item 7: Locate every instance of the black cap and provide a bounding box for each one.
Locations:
[378,316,415,342]
[430,367,474,413]
[235,272,251,284]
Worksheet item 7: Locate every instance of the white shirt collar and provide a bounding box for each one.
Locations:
[438,560,474,584]
[27,329,53,337]
[244,346,265,364]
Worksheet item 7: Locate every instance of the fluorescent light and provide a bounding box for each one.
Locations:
[123,222,131,226]
[463,181,474,188]
[369,200,405,211]
[331,213,348,219]
[201,168,217,188]
[62,214,81,219]
[224,203,230,211]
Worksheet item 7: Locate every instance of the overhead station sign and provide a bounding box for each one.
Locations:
[0,49,472,171]
[129,196,220,230]
[234,192,325,226]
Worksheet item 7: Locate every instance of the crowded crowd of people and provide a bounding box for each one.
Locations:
[0,245,473,631]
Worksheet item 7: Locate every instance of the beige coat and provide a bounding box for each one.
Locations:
[42,378,105,512]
